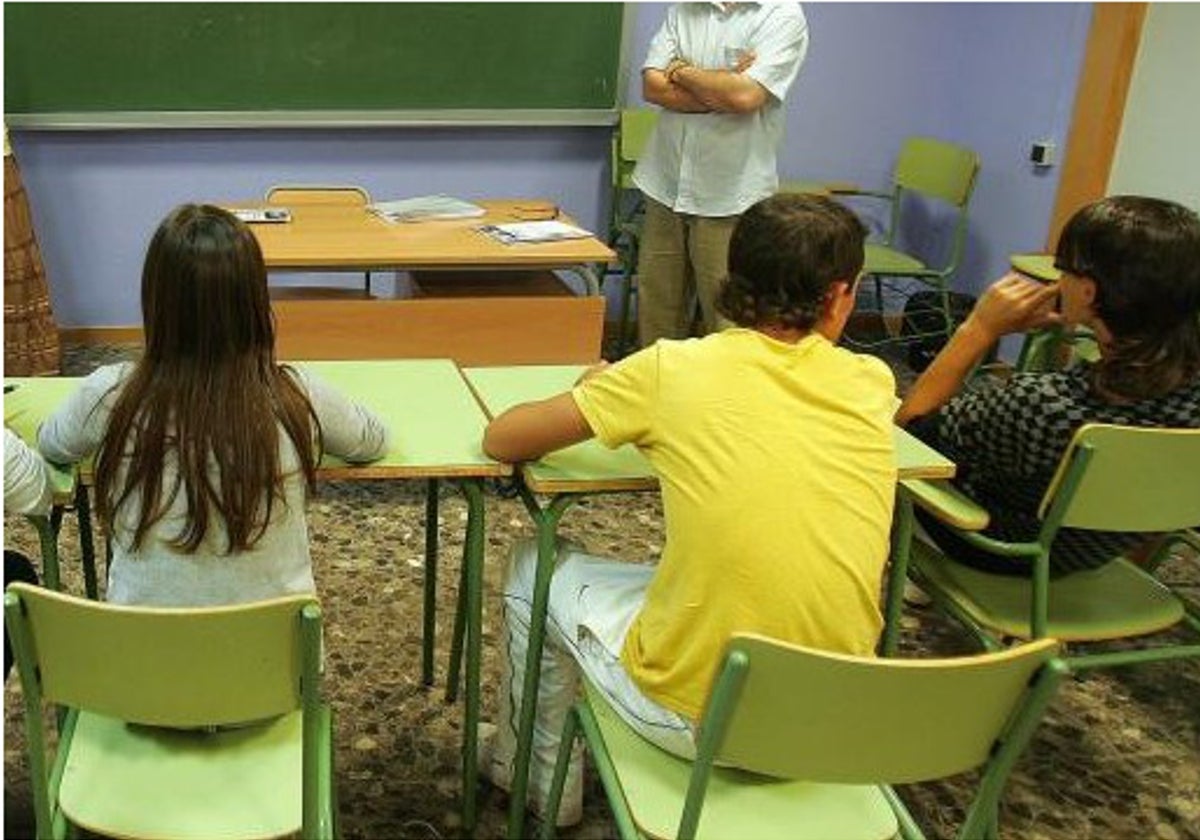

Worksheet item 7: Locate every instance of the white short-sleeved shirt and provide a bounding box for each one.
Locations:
[37,363,389,607]
[633,2,809,217]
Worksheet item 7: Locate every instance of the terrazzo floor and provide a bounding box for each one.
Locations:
[3,343,1199,839]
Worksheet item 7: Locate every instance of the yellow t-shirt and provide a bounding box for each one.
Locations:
[572,328,898,719]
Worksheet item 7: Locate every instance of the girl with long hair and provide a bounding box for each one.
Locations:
[39,204,388,605]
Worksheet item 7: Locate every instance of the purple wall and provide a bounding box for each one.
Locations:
[11,3,1091,338]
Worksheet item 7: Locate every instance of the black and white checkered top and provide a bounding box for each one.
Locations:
[925,366,1200,574]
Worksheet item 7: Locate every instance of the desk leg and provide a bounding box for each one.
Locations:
[28,514,60,593]
[423,478,440,687]
[457,480,486,836]
[75,483,98,600]
[446,546,469,703]
[881,491,914,658]
[508,491,577,840]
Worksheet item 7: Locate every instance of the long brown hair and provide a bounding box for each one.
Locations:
[94,204,320,554]
[1055,195,1200,402]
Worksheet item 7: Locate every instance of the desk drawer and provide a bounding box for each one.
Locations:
[411,270,572,298]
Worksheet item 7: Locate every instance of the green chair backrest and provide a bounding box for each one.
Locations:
[265,184,372,206]
[894,136,980,208]
[710,633,1060,784]
[1040,424,1200,533]
[4,584,318,727]
[613,108,658,189]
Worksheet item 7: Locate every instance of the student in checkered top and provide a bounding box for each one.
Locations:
[898,195,1200,576]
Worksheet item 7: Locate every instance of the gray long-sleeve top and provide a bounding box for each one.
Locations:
[38,363,388,606]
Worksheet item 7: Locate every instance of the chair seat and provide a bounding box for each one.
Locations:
[59,708,311,840]
[586,684,898,840]
[911,541,1186,641]
[864,243,934,277]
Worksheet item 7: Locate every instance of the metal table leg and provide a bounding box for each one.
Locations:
[74,483,98,600]
[27,514,60,592]
[507,488,579,840]
[423,478,440,687]
[881,491,914,657]
[446,551,469,703]
[457,480,486,836]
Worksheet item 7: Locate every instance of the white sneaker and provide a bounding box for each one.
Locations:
[903,580,933,607]
[477,721,583,828]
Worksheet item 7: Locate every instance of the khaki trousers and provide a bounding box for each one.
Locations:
[636,197,737,347]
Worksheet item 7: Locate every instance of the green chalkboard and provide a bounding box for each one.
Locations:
[4,3,625,127]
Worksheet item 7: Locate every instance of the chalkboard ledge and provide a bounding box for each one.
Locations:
[5,109,621,130]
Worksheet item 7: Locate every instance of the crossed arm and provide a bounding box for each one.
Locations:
[643,53,769,115]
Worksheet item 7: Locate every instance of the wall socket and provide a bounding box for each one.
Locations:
[1030,140,1056,167]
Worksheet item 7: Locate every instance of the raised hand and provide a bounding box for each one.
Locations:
[966,273,1063,340]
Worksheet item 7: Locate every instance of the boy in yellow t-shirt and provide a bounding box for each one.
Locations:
[480,194,899,826]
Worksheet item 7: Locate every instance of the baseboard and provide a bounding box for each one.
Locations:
[60,326,144,345]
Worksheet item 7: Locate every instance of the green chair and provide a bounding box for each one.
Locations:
[1009,253,1100,372]
[265,183,375,296]
[4,584,335,840]
[883,424,1200,671]
[837,136,980,350]
[542,633,1065,840]
[607,108,658,357]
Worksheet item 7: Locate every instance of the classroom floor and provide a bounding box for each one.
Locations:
[4,343,1199,840]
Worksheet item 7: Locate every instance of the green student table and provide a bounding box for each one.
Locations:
[6,361,509,834]
[4,377,96,597]
[293,359,509,834]
[461,363,957,839]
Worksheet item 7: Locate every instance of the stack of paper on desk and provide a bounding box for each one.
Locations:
[368,195,485,222]
[477,220,593,245]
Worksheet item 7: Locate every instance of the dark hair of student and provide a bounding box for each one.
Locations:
[94,204,321,554]
[716,193,867,331]
[1055,195,1200,402]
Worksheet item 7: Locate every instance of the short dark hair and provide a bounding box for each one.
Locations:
[716,193,867,330]
[1055,195,1200,400]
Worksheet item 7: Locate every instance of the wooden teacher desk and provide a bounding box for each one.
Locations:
[234,199,617,366]
[461,363,956,839]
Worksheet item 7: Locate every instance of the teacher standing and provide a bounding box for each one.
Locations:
[634,2,809,346]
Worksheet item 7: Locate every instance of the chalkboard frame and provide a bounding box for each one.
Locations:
[4,3,634,129]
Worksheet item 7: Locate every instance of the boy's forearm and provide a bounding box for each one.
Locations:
[482,392,594,464]
[669,64,767,114]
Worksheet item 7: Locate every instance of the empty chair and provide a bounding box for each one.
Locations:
[265,184,372,206]
[265,184,374,294]
[5,584,335,840]
[607,108,658,357]
[835,136,980,352]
